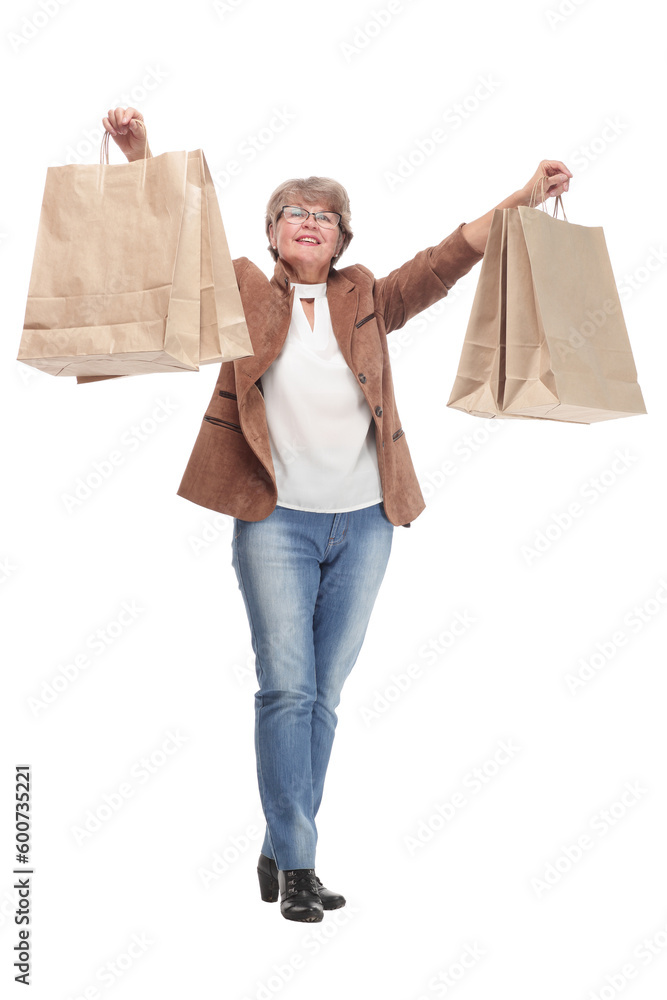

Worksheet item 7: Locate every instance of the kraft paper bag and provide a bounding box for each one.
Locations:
[18,133,252,380]
[447,199,646,423]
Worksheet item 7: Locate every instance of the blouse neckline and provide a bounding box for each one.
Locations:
[290,281,328,299]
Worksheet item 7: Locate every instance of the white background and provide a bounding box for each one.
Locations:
[2,1,666,998]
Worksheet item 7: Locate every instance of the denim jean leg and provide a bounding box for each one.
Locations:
[231,509,322,871]
[310,503,394,819]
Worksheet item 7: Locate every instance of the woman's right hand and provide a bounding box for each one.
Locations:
[103,106,151,161]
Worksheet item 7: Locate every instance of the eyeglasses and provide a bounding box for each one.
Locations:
[279,205,341,230]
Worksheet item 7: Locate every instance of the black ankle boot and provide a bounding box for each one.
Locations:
[277,868,323,922]
[257,853,345,912]
[257,854,322,921]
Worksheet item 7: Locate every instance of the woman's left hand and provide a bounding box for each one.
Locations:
[519,160,573,206]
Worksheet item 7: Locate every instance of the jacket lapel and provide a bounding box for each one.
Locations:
[235,263,292,390]
[326,267,358,367]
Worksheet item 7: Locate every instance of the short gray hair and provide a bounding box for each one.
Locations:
[265,176,354,267]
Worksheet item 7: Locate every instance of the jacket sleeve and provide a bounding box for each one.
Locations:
[371,222,485,334]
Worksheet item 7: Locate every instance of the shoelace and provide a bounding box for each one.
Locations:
[286,870,319,895]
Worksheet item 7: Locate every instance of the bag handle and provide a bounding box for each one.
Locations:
[100,128,152,164]
[100,130,110,165]
[528,174,568,221]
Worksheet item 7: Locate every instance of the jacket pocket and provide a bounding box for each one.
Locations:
[355,312,376,329]
[204,415,243,434]
[392,428,405,442]
[218,389,238,401]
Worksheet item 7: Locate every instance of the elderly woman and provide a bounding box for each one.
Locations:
[104,106,571,923]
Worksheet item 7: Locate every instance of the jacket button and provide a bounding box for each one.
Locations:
[358,373,367,383]
[375,405,383,417]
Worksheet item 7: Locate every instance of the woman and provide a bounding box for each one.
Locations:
[104,106,571,923]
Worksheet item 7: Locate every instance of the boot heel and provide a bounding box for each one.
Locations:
[257,866,279,902]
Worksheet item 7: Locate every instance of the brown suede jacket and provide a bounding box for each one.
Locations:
[177,222,484,527]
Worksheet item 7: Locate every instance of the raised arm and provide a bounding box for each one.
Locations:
[370,224,485,334]
[372,159,572,332]
[460,159,572,253]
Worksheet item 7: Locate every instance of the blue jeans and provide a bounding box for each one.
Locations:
[231,502,394,870]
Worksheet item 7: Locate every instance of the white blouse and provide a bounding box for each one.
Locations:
[260,280,383,513]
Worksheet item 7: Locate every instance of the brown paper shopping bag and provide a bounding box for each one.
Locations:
[447,196,646,423]
[18,132,252,379]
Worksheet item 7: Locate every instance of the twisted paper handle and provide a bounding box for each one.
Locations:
[100,129,110,164]
[528,173,568,221]
[99,125,149,164]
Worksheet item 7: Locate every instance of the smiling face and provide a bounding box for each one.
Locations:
[269,201,344,283]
